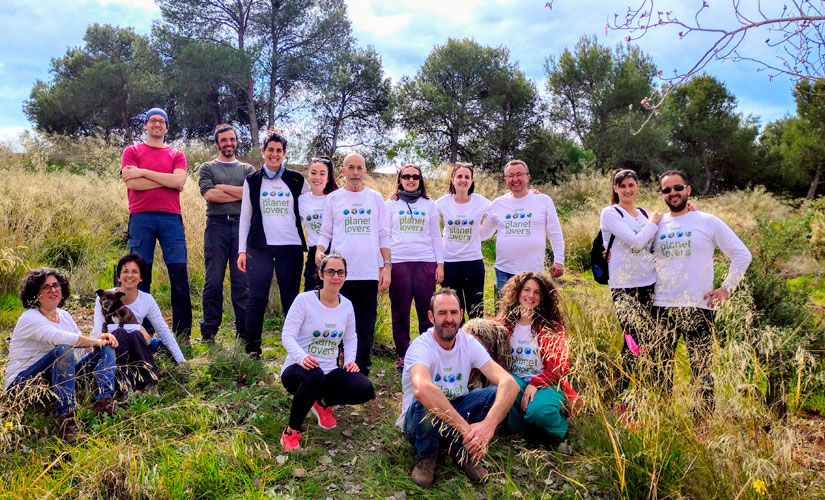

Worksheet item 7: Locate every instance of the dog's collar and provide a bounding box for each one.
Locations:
[103,304,129,319]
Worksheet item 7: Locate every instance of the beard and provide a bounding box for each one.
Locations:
[665,195,688,212]
[433,320,458,343]
[221,145,236,157]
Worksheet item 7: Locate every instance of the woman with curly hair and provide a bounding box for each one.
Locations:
[4,268,119,444]
[495,271,580,441]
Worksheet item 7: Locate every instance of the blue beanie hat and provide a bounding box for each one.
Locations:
[144,108,169,125]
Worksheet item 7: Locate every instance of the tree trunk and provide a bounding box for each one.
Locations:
[806,163,823,199]
[247,76,260,149]
[449,132,459,164]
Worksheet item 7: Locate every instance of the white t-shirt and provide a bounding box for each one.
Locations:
[4,308,81,390]
[385,197,444,263]
[280,291,357,375]
[92,290,186,363]
[435,194,492,262]
[481,192,565,274]
[239,177,310,251]
[316,187,391,281]
[396,328,492,428]
[600,205,659,289]
[298,192,327,247]
[652,211,752,309]
[510,323,544,382]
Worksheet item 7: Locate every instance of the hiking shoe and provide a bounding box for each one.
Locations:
[56,411,86,445]
[311,401,337,429]
[93,396,117,417]
[411,456,437,488]
[449,448,488,484]
[281,427,302,451]
[148,338,163,352]
[201,333,216,345]
[395,357,405,373]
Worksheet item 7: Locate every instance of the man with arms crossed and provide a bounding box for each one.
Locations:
[397,288,518,487]
[315,153,391,375]
[481,160,565,291]
[652,170,751,420]
[121,108,192,341]
[198,124,254,343]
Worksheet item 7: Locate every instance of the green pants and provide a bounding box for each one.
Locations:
[507,374,568,440]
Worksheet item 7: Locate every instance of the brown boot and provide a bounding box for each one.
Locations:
[450,448,488,484]
[94,396,117,417]
[411,456,437,488]
[56,411,86,445]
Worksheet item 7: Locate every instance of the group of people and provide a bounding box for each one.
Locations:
[3,107,752,488]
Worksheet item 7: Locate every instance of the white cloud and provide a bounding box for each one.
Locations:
[0,126,28,146]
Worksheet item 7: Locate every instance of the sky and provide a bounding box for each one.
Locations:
[0,0,801,143]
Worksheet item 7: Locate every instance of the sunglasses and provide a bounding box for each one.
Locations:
[40,282,61,292]
[322,269,346,277]
[400,174,421,181]
[660,184,688,195]
[311,157,332,166]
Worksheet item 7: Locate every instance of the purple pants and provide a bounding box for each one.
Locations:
[390,261,436,358]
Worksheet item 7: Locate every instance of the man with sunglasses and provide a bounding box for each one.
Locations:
[651,170,751,422]
[480,159,565,292]
[120,108,192,343]
[197,124,255,344]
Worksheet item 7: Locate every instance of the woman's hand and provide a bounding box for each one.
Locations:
[237,252,247,272]
[650,211,663,224]
[99,332,119,349]
[300,355,320,370]
[521,384,538,411]
[315,247,325,267]
[388,192,398,201]
[568,395,585,417]
[435,263,444,285]
[343,362,360,373]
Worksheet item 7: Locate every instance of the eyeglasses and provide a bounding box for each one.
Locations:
[323,269,347,277]
[660,184,688,194]
[400,174,421,181]
[504,172,527,179]
[147,118,166,125]
[311,157,332,166]
[40,282,61,292]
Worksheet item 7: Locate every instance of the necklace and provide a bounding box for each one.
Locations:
[40,309,59,323]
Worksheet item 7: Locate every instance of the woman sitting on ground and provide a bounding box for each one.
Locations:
[93,253,186,390]
[495,271,581,442]
[279,253,375,451]
[4,268,119,444]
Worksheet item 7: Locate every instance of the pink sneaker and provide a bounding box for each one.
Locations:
[311,401,337,429]
[281,427,302,451]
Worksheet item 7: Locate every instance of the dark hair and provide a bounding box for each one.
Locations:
[262,131,288,152]
[449,163,475,195]
[213,124,237,143]
[659,170,690,188]
[310,156,339,195]
[394,164,429,199]
[317,253,347,290]
[496,272,564,333]
[116,253,147,283]
[429,287,459,312]
[19,268,70,309]
[611,169,640,204]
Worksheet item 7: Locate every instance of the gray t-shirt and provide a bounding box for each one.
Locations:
[198,159,256,216]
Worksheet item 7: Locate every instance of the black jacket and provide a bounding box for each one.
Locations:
[245,167,307,251]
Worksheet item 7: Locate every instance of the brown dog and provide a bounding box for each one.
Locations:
[463,318,513,390]
[95,289,139,333]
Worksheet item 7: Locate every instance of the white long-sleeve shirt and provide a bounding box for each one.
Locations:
[316,187,391,281]
[280,291,357,375]
[4,308,82,390]
[480,192,565,274]
[298,192,327,247]
[599,205,659,289]
[238,177,309,252]
[385,197,444,263]
[93,290,186,363]
[653,211,752,309]
[435,193,491,262]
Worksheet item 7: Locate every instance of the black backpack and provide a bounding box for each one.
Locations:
[590,206,647,285]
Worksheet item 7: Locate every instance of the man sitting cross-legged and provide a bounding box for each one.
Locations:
[397,288,519,488]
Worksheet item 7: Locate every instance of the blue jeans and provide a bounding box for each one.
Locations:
[201,216,248,339]
[404,386,497,459]
[8,345,116,416]
[128,211,192,336]
[495,268,515,292]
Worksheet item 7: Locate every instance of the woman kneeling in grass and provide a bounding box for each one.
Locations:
[279,253,375,451]
[495,272,581,443]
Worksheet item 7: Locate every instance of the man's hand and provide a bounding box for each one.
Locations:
[315,247,325,267]
[550,262,564,278]
[121,165,144,181]
[462,420,496,461]
[378,266,391,291]
[521,384,537,411]
[435,263,444,285]
[703,287,730,308]
[300,355,320,370]
[237,252,247,272]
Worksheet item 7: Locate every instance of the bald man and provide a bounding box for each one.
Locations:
[316,154,391,375]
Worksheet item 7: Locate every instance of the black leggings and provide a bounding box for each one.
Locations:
[442,259,485,321]
[281,364,375,429]
[110,327,158,390]
[611,284,655,395]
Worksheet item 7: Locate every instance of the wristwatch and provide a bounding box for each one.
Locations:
[383,261,393,269]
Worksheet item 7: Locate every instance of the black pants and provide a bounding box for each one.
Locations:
[340,280,378,375]
[611,284,655,394]
[201,216,248,340]
[110,328,158,390]
[442,259,485,321]
[651,306,716,417]
[281,364,375,429]
[244,244,303,356]
[303,246,319,292]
